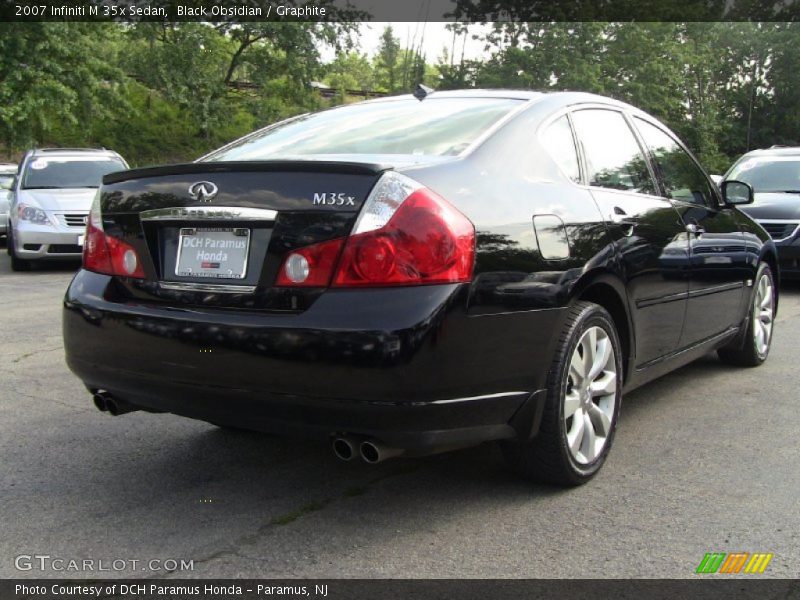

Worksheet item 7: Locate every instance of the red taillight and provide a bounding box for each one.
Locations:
[275,173,475,288]
[333,186,474,287]
[83,215,113,274]
[83,196,144,279]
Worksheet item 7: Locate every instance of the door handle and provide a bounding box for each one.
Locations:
[610,207,635,225]
[685,223,705,235]
[610,207,636,234]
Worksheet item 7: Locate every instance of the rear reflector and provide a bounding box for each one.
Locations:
[275,238,345,287]
[275,172,474,288]
[83,192,145,279]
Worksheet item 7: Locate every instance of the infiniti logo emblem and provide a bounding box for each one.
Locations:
[188,181,219,202]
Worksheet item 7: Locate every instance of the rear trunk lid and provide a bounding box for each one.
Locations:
[99,161,388,311]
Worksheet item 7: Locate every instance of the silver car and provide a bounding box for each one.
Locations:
[7,148,128,271]
[0,163,18,237]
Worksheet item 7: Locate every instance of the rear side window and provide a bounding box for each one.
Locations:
[541,115,581,183]
[634,118,715,207]
[22,158,126,189]
[571,109,655,195]
[203,98,522,161]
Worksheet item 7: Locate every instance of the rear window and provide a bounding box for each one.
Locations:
[727,156,800,193]
[23,157,126,189]
[203,98,522,161]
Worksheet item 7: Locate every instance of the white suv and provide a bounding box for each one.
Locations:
[0,163,17,238]
[7,148,128,271]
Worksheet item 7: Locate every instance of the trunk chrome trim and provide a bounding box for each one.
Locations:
[158,281,257,294]
[140,206,278,221]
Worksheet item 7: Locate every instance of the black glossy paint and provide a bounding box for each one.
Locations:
[63,91,778,451]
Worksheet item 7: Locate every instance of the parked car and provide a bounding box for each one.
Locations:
[63,91,777,485]
[719,146,800,279]
[7,148,128,271]
[0,162,19,239]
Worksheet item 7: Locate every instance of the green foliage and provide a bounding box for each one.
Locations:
[1,21,798,174]
[448,22,800,170]
[0,23,126,153]
[374,26,402,92]
[324,51,376,93]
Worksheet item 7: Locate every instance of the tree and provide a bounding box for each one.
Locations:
[325,51,376,93]
[374,26,401,92]
[0,23,125,152]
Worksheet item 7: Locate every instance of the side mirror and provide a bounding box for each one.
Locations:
[721,180,754,206]
[710,174,723,185]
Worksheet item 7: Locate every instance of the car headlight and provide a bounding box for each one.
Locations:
[17,203,52,225]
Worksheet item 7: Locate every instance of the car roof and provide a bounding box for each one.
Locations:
[357,89,636,108]
[353,89,655,128]
[27,148,123,159]
[736,146,800,159]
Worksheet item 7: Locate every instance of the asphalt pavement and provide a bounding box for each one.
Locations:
[1,250,798,579]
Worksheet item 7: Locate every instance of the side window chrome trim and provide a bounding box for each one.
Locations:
[536,109,584,184]
[569,107,659,196]
[631,115,722,209]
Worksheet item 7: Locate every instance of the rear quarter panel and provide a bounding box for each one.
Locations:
[399,98,617,316]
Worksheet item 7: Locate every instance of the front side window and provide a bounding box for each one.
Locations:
[571,109,655,194]
[22,157,126,190]
[541,115,581,183]
[203,98,522,161]
[634,118,715,207]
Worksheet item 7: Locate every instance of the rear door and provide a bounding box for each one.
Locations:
[571,108,690,366]
[632,117,746,347]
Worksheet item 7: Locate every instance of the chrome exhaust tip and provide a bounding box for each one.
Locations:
[99,395,138,416]
[92,393,109,412]
[360,440,405,464]
[332,437,356,461]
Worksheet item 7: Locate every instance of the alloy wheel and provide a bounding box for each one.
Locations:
[753,272,774,356]
[564,326,618,465]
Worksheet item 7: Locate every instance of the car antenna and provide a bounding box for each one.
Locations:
[413,84,434,101]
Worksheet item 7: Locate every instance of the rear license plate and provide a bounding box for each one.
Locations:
[175,227,250,279]
[77,235,84,246]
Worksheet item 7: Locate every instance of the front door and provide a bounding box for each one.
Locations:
[632,117,746,348]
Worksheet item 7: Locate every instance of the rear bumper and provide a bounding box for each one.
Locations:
[63,270,562,449]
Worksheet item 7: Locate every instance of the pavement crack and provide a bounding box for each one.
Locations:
[11,389,91,413]
[11,346,62,363]
[165,462,421,576]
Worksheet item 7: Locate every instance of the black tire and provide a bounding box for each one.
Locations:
[718,262,775,367]
[501,301,623,486]
[8,231,31,272]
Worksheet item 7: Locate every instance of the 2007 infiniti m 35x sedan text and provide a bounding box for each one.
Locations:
[63,90,778,485]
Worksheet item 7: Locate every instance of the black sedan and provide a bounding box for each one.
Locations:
[63,90,778,485]
[723,146,800,279]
